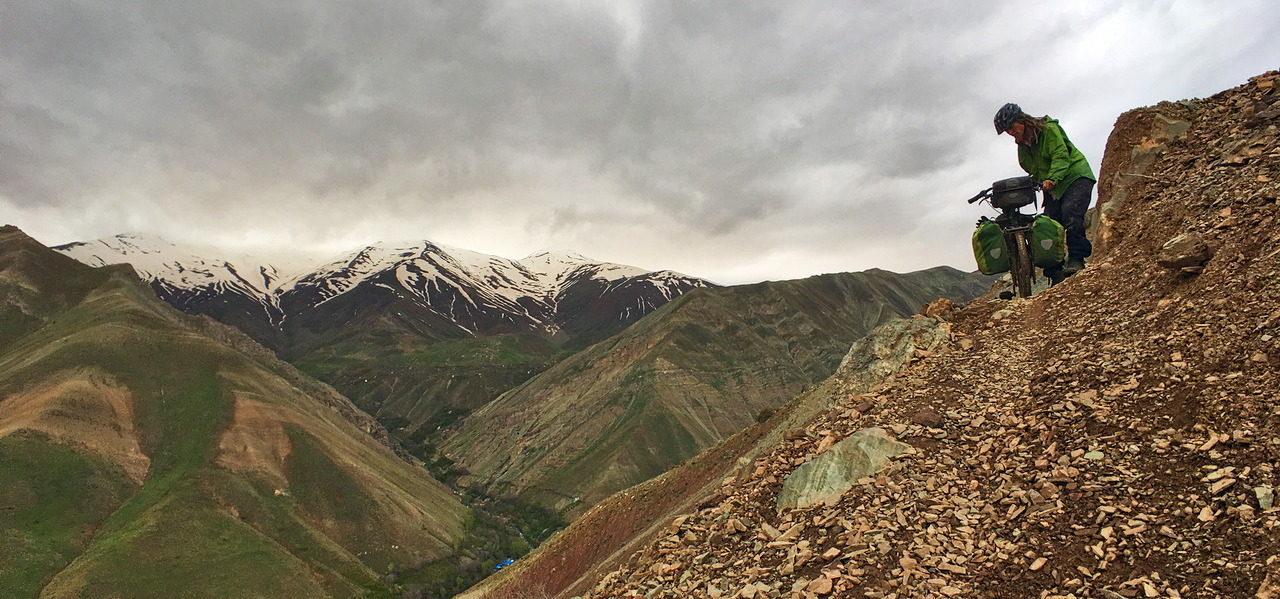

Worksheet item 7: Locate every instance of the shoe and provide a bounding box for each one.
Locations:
[1062,258,1086,276]
[1044,263,1066,286]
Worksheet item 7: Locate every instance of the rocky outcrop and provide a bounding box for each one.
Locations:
[1092,104,1194,254]
[836,315,950,391]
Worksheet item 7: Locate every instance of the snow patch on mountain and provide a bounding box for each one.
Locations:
[55,234,711,334]
[54,234,316,309]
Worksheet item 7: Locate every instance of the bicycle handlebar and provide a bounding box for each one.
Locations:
[965,188,992,204]
[965,179,1044,205]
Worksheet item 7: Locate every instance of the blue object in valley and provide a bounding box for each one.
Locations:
[493,558,516,571]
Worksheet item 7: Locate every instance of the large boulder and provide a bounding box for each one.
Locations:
[776,427,911,509]
[836,316,949,391]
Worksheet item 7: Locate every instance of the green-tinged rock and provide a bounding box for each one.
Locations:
[1256,485,1275,510]
[836,316,951,390]
[776,428,911,509]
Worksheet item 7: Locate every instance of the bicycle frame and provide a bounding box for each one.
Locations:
[968,183,1040,299]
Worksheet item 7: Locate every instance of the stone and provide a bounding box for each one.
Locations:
[921,297,955,320]
[1256,486,1275,510]
[1219,132,1270,165]
[806,577,832,594]
[1156,232,1213,269]
[910,408,944,428]
[776,428,912,509]
[837,317,950,392]
[1070,390,1099,407]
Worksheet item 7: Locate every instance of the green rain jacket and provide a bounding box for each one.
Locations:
[1017,117,1096,200]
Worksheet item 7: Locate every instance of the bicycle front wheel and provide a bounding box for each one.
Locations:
[1009,230,1034,298]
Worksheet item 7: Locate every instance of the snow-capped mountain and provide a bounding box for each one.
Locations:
[54,234,712,343]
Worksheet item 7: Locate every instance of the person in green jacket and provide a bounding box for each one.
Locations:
[994,103,1096,279]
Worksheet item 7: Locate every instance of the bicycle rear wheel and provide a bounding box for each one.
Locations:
[1008,231,1034,298]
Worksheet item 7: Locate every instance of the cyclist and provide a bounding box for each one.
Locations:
[994,103,1096,281]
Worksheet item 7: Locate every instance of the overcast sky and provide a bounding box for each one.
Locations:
[2,1,1276,284]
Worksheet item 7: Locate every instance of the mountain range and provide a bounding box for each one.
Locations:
[56,235,712,445]
[55,235,709,344]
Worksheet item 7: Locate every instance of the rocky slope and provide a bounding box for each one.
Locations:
[466,72,1280,598]
[443,267,990,515]
[0,226,476,598]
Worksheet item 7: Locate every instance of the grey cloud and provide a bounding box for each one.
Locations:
[2,0,1278,282]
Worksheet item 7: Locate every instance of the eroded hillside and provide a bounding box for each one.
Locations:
[467,71,1280,598]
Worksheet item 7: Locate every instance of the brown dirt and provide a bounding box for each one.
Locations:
[0,368,150,484]
[215,397,295,485]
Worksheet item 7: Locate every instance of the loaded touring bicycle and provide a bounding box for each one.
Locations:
[967,176,1068,299]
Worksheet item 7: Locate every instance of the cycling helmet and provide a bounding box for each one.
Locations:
[994,103,1021,134]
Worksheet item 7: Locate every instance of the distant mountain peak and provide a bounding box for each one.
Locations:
[54,233,714,337]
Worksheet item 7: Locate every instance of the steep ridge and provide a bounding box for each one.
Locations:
[522,72,1279,598]
[56,237,711,446]
[0,226,473,598]
[443,267,990,515]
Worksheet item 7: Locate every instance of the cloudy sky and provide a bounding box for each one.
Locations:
[2,1,1276,283]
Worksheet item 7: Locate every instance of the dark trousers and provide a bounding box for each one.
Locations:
[1044,178,1094,260]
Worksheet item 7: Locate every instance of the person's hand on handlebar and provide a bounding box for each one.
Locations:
[1041,180,1055,192]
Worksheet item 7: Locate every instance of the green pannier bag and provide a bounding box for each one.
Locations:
[972,220,1009,275]
[1030,214,1067,268]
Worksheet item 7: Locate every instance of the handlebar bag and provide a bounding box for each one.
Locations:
[1030,214,1067,268]
[991,176,1037,210]
[972,220,1011,275]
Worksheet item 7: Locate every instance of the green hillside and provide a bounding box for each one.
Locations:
[443,267,989,514]
[0,226,474,598]
[289,326,566,459]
